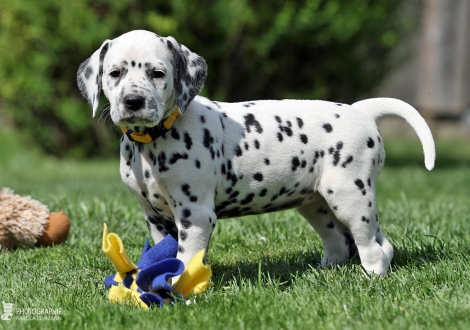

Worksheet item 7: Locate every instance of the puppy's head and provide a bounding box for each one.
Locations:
[77,30,207,127]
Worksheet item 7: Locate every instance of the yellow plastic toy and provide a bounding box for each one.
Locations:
[102,224,213,308]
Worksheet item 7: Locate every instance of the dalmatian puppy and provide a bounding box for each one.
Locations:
[77,30,435,276]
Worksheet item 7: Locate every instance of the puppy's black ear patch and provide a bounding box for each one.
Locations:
[77,40,110,117]
[165,37,208,114]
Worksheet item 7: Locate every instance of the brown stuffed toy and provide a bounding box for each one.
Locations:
[0,188,70,250]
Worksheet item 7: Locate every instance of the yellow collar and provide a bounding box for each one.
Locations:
[120,108,180,143]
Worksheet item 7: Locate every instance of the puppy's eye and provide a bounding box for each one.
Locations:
[110,70,121,78]
[152,70,165,79]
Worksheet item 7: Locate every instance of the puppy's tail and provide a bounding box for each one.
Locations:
[352,98,435,171]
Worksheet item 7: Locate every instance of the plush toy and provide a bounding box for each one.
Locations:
[0,188,70,250]
[102,223,213,308]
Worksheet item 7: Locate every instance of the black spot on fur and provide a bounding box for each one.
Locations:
[235,145,243,157]
[84,66,93,79]
[171,128,180,140]
[327,222,335,229]
[157,152,169,172]
[136,142,144,153]
[296,117,304,129]
[354,179,367,195]
[277,133,283,142]
[253,172,264,182]
[262,198,304,213]
[240,193,255,205]
[169,153,188,164]
[181,218,192,229]
[184,132,193,150]
[182,184,198,202]
[300,134,308,144]
[229,191,239,199]
[361,216,370,223]
[259,188,268,197]
[329,141,344,166]
[264,158,270,165]
[195,159,201,168]
[300,188,314,195]
[291,157,300,171]
[203,128,214,147]
[341,155,354,168]
[317,208,328,215]
[367,137,375,148]
[218,115,225,129]
[323,123,333,133]
[244,113,263,133]
[203,128,216,159]
[182,208,192,218]
[283,126,293,137]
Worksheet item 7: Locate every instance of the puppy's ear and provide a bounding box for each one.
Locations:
[77,40,110,117]
[165,37,208,114]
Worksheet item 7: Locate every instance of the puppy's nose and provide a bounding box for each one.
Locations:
[123,94,145,111]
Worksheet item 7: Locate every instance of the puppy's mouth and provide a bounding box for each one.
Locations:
[112,106,162,128]
[117,115,158,128]
[111,93,163,128]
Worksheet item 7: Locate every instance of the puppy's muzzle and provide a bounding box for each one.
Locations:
[123,94,146,111]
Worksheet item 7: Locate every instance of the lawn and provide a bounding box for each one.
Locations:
[0,132,469,330]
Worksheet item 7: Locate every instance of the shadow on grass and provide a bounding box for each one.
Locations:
[210,237,460,288]
[210,250,322,288]
[390,236,458,270]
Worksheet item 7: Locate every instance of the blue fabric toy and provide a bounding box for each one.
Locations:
[102,224,212,308]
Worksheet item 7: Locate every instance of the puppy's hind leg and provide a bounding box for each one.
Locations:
[297,199,357,268]
[319,174,393,277]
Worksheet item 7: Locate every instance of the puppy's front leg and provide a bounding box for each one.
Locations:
[173,203,217,265]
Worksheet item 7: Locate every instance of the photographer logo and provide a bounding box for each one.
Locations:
[1,302,13,321]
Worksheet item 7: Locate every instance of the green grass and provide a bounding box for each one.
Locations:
[0,134,469,329]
